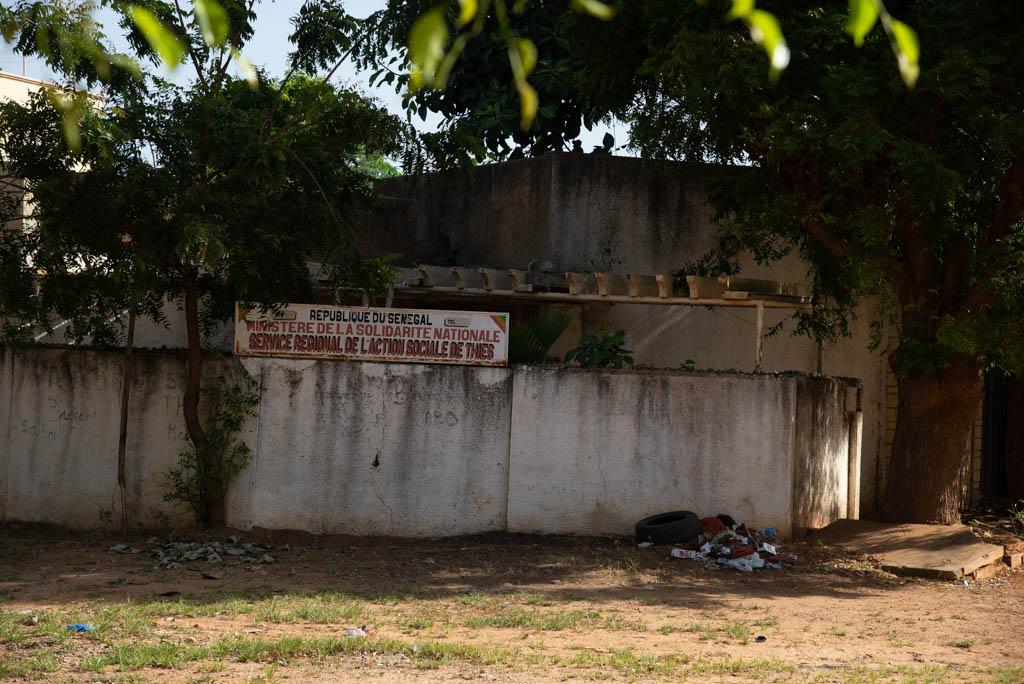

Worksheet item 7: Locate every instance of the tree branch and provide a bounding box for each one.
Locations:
[278,144,337,223]
[173,0,209,90]
[269,39,361,144]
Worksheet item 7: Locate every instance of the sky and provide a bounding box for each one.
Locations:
[0,0,615,159]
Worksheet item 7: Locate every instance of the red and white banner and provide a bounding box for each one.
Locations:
[234,303,509,366]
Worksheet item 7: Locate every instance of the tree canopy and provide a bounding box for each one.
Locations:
[592,0,1024,523]
[0,0,404,526]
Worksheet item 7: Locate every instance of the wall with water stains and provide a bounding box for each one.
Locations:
[0,346,856,537]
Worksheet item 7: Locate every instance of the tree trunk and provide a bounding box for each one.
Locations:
[117,300,136,540]
[879,361,983,524]
[181,269,225,528]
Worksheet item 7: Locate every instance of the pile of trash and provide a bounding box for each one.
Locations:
[109,536,288,569]
[667,514,796,572]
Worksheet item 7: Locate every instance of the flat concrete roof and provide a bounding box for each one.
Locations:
[812,519,1003,580]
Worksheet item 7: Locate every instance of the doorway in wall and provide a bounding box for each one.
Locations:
[981,370,1024,501]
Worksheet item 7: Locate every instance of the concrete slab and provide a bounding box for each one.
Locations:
[813,519,1004,580]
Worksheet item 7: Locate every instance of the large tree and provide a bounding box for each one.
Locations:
[368,0,1024,523]
[0,1,403,527]
[587,0,1024,523]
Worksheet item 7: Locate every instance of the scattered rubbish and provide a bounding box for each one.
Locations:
[141,538,288,570]
[346,626,368,638]
[164,617,175,622]
[424,557,436,564]
[754,635,767,643]
[66,624,93,632]
[716,514,737,529]
[243,628,263,634]
[699,517,726,534]
[635,511,700,545]
[107,544,142,555]
[963,577,969,587]
[22,614,38,626]
[637,542,653,548]
[670,513,795,572]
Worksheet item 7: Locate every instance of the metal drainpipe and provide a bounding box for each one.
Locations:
[847,380,864,520]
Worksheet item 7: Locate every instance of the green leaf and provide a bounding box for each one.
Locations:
[230,47,257,87]
[746,9,790,72]
[726,0,755,21]
[513,38,537,78]
[194,0,230,47]
[456,0,477,28]
[408,6,448,90]
[47,92,84,153]
[517,80,538,129]
[891,19,920,87]
[846,0,878,47]
[570,0,615,21]
[128,5,186,68]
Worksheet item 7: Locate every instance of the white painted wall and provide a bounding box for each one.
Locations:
[240,357,512,536]
[508,367,851,537]
[0,347,856,537]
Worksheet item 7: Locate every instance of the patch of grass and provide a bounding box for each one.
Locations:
[887,629,908,647]
[726,622,751,643]
[830,625,847,637]
[944,639,973,649]
[658,625,676,635]
[465,605,532,629]
[85,634,514,672]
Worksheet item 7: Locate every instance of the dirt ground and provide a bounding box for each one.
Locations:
[1,522,1023,683]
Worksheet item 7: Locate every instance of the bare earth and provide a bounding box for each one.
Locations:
[1,523,1022,682]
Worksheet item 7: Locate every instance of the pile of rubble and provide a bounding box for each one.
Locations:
[668,515,796,572]
[109,536,288,569]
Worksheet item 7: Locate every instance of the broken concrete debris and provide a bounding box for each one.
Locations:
[668,515,795,571]
[108,536,289,569]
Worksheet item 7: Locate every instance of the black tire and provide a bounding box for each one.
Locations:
[634,510,700,545]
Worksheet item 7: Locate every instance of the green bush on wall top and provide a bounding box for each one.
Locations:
[566,329,634,369]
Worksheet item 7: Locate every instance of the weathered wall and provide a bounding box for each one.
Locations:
[790,377,852,531]
[241,358,512,536]
[510,367,808,537]
[1,347,242,528]
[0,347,856,537]
[375,158,555,268]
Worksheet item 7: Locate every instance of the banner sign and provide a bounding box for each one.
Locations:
[234,303,509,367]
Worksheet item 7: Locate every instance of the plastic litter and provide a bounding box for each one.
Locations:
[637,541,653,548]
[670,513,795,572]
[345,626,368,638]
[66,624,93,632]
[754,635,767,643]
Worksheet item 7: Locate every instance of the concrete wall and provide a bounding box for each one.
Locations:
[508,367,853,537]
[371,153,888,516]
[0,347,240,528]
[241,357,512,536]
[0,347,857,538]
[790,377,851,530]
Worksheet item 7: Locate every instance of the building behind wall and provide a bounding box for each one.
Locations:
[359,151,957,517]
